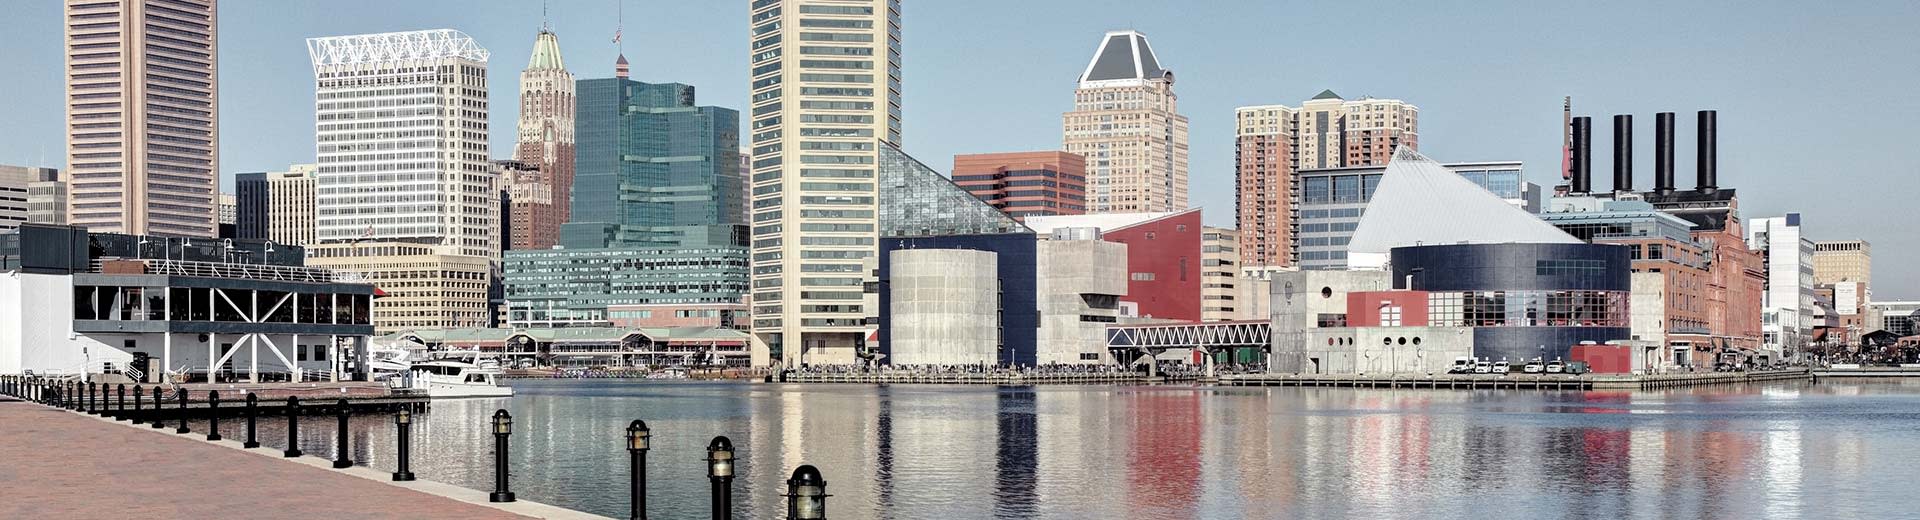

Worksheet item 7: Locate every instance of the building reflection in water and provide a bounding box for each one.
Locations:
[170,380,1916,519]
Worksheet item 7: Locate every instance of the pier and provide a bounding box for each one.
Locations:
[1221,368,1813,390]
[0,397,602,519]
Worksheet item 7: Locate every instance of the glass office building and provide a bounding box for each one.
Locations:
[1295,161,1533,269]
[501,246,750,323]
[562,78,743,249]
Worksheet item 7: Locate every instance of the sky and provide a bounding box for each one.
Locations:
[1,0,1915,298]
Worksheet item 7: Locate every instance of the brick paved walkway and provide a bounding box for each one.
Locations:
[0,399,599,519]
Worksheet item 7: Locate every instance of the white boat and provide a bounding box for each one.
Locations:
[402,360,514,398]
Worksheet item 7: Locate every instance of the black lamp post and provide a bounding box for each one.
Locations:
[626,420,651,520]
[392,408,415,481]
[707,435,735,520]
[332,398,352,468]
[785,464,829,520]
[489,409,515,503]
[284,396,303,457]
[241,393,260,448]
[206,391,223,441]
[131,385,144,425]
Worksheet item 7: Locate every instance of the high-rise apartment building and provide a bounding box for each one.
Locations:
[1063,30,1188,214]
[265,164,317,245]
[508,28,575,250]
[306,30,497,258]
[1201,227,1241,322]
[951,151,1087,222]
[1748,214,1817,355]
[1234,91,1418,267]
[747,0,904,364]
[63,0,220,237]
[1813,240,1871,286]
[12,166,67,225]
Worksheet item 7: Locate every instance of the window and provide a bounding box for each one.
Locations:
[1380,303,1402,327]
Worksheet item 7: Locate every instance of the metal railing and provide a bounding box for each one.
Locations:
[92,258,337,283]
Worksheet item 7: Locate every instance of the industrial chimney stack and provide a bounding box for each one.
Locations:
[1654,112,1675,195]
[1570,117,1592,194]
[1612,114,1633,193]
[1696,110,1717,193]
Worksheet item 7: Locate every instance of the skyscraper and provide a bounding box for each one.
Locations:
[1234,91,1418,267]
[1063,30,1188,214]
[562,77,741,249]
[264,164,317,246]
[1748,214,1816,356]
[747,0,904,364]
[9,165,67,225]
[63,0,219,237]
[233,172,268,239]
[509,28,576,250]
[306,30,496,258]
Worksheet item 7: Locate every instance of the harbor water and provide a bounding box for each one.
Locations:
[192,379,1920,519]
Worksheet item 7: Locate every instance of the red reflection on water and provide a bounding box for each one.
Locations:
[1127,389,1202,519]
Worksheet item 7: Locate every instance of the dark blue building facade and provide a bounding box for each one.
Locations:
[877,233,1039,367]
[1391,243,1633,361]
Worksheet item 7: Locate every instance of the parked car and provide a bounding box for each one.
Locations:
[1564,361,1592,375]
[1523,360,1544,374]
[1545,360,1565,374]
[1473,360,1492,374]
[1449,357,1474,374]
[1492,361,1511,374]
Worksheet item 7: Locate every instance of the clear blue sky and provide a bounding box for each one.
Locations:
[1,0,1915,298]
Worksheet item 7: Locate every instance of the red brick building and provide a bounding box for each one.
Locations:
[951,151,1087,222]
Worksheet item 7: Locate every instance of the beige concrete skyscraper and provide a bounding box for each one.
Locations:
[509,28,575,250]
[1063,30,1188,214]
[748,0,904,365]
[1813,240,1871,286]
[63,0,219,237]
[265,164,317,246]
[1234,91,1417,267]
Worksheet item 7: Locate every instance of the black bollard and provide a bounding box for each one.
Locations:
[116,384,128,421]
[150,387,167,429]
[392,408,415,481]
[206,391,223,441]
[785,465,829,520]
[243,393,260,448]
[175,388,190,434]
[627,420,651,520]
[132,385,145,425]
[87,382,98,415]
[707,436,735,520]
[489,409,515,503]
[332,398,352,469]
[284,396,303,457]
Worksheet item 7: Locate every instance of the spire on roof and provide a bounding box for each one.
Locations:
[1311,89,1342,100]
[614,53,629,78]
[1077,30,1169,85]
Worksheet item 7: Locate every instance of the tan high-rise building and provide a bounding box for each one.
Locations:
[1813,240,1871,286]
[1063,30,1188,214]
[306,242,494,334]
[509,28,575,250]
[1234,91,1417,267]
[63,0,219,237]
[266,164,317,246]
[1201,227,1241,322]
[747,0,904,365]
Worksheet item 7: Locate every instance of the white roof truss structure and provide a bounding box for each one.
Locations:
[307,29,490,69]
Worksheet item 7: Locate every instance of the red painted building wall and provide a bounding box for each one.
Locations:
[1103,210,1203,322]
[1346,291,1430,327]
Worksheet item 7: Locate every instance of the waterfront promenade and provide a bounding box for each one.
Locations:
[0,398,604,520]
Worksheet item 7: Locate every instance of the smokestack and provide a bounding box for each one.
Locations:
[1654,112,1675,195]
[1612,114,1633,193]
[1696,110,1717,193]
[1570,116,1592,194]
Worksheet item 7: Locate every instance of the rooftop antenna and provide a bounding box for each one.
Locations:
[541,0,550,31]
[612,0,629,78]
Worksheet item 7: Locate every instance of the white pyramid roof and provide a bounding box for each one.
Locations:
[1346,147,1580,269]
